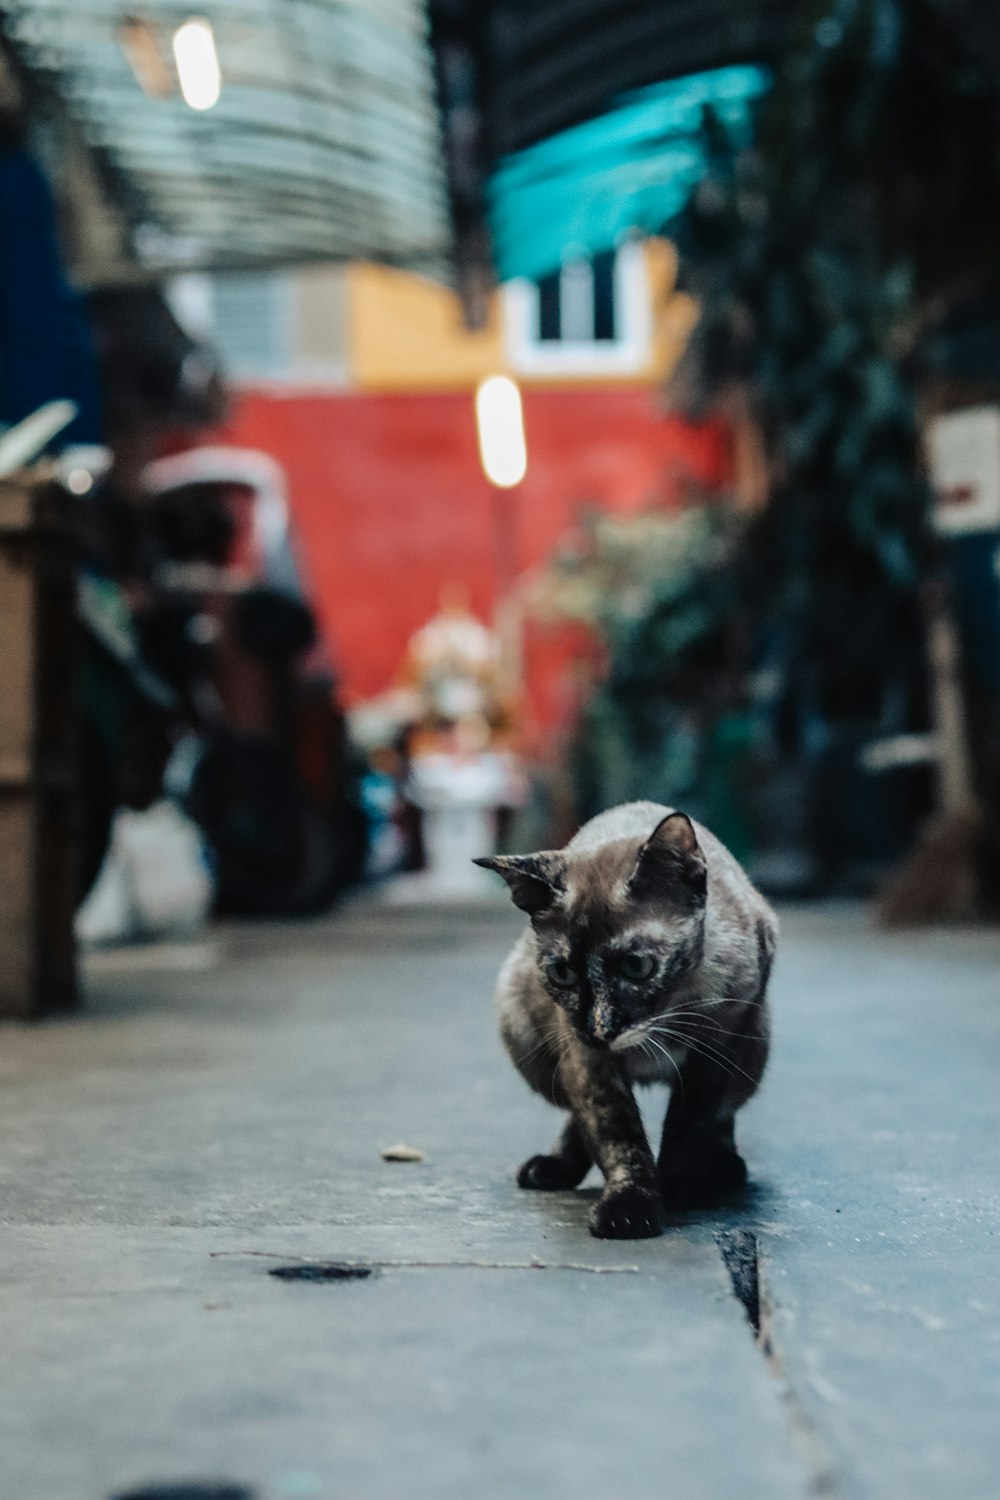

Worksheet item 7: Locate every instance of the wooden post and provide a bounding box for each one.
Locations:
[0,471,79,1018]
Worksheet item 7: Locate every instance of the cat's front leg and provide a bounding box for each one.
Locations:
[656,1029,766,1208]
[518,1116,592,1190]
[559,1045,662,1239]
[658,1108,747,1209]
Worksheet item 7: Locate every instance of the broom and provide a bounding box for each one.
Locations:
[877,586,983,926]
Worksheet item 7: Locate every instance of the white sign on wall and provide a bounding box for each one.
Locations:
[927,405,1000,535]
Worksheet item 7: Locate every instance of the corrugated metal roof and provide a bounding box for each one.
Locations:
[0,0,449,274]
[473,0,793,158]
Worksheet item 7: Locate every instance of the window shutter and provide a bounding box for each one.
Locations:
[211,273,292,380]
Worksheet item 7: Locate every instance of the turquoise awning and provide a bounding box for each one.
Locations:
[487,65,770,284]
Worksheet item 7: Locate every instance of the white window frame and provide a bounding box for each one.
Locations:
[502,241,651,378]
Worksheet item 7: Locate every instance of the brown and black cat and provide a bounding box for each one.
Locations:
[476,802,777,1239]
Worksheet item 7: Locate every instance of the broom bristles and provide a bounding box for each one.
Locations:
[876,808,982,928]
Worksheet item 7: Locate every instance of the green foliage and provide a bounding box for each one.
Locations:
[669,0,1000,727]
[532,505,751,822]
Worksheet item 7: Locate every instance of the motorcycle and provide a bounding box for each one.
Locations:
[78,446,368,916]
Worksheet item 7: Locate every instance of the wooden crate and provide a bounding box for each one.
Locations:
[0,472,79,1019]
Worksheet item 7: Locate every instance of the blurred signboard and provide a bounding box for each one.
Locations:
[928,405,1000,534]
[928,405,1000,693]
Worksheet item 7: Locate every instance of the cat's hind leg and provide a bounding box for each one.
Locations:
[517,1116,592,1190]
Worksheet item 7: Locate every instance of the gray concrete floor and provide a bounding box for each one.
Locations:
[1,898,999,1500]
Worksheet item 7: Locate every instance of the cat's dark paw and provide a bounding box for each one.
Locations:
[589,1182,662,1239]
[659,1148,747,1210]
[517,1153,588,1191]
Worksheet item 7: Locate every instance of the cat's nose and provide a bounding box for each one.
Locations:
[587,1009,616,1046]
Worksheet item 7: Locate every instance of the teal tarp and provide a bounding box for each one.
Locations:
[488,66,770,284]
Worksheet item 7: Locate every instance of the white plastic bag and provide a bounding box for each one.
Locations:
[77,800,213,945]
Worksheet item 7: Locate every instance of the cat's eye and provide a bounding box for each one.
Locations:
[545,959,577,989]
[620,952,656,983]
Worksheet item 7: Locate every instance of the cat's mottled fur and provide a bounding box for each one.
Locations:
[477,802,777,1239]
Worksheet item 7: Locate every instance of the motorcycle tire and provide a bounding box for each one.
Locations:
[187,734,334,917]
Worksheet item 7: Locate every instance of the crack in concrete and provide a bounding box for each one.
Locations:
[717,1230,843,1500]
[717,1228,761,1333]
[110,1484,256,1500]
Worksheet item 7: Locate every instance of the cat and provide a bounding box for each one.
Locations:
[476,802,777,1239]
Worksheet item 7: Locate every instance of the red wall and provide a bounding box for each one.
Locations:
[216,386,729,723]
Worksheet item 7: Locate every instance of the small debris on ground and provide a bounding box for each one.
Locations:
[380,1142,425,1162]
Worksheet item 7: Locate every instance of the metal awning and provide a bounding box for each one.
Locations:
[0,0,449,276]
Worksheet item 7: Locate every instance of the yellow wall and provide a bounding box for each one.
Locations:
[644,240,700,389]
[348,241,697,394]
[348,262,506,392]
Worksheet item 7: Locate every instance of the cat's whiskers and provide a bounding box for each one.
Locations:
[632,1034,654,1069]
[610,1023,652,1053]
[659,1009,759,1043]
[550,1021,578,1085]
[650,1026,738,1080]
[646,1021,759,1087]
[638,1036,657,1069]
[638,1029,687,1096]
[518,1019,573,1078]
[518,1024,562,1070]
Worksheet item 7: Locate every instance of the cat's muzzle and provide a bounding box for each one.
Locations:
[579,1032,611,1050]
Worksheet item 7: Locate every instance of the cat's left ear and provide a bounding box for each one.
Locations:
[473,852,565,914]
[630,812,707,904]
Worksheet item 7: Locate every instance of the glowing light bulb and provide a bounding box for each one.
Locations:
[173,18,221,111]
[475,376,527,488]
[66,468,94,495]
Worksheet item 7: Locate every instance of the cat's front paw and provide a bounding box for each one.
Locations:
[589,1182,662,1239]
[659,1148,748,1209]
[517,1153,587,1191]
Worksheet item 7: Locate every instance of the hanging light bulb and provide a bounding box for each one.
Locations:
[173,18,221,111]
[475,376,527,488]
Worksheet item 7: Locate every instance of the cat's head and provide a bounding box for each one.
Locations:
[476,812,706,1049]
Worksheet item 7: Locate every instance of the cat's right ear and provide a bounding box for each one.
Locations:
[473,853,565,915]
